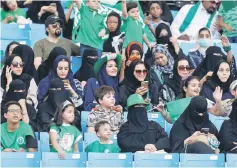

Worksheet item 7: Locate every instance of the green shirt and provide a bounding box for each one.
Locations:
[85,140,120,153]
[0,8,26,23]
[218,4,237,38]
[50,124,82,153]
[122,16,145,48]
[75,4,107,50]
[1,122,36,152]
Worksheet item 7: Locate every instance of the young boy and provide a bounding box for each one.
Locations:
[85,121,120,153]
[121,0,151,54]
[144,2,170,36]
[218,2,237,43]
[74,0,107,57]
[87,86,123,133]
[1,101,37,152]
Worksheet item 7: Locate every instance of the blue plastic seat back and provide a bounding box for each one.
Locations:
[39,132,50,152]
[165,122,173,136]
[226,153,237,168]
[231,43,237,61]
[134,153,179,167]
[171,10,179,18]
[42,152,87,168]
[81,111,89,133]
[71,56,82,75]
[1,24,30,40]
[1,152,41,167]
[87,153,133,167]
[180,154,225,167]
[209,113,229,131]
[30,24,47,47]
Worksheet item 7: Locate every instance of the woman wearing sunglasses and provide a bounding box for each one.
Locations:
[1,54,38,108]
[119,60,149,109]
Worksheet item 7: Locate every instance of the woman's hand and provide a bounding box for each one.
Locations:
[5,66,13,85]
[135,87,148,96]
[213,86,223,103]
[145,144,157,152]
[64,82,73,92]
[221,36,230,47]
[155,103,165,113]
[81,81,87,89]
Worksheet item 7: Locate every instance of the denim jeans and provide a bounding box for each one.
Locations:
[79,44,102,58]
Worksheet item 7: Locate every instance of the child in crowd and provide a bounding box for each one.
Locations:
[50,100,82,159]
[218,1,237,43]
[121,0,151,57]
[74,0,107,57]
[87,86,123,133]
[1,101,37,152]
[144,1,170,36]
[85,121,120,153]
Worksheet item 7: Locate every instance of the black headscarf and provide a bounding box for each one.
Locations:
[206,60,233,92]
[124,60,145,93]
[125,42,143,61]
[155,23,176,57]
[1,54,32,91]
[127,106,148,133]
[74,48,98,82]
[12,45,36,78]
[230,99,237,128]
[179,96,209,134]
[37,47,67,82]
[193,46,226,79]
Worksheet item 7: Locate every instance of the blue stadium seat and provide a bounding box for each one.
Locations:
[179,42,197,55]
[1,24,30,40]
[124,112,165,129]
[226,154,237,168]
[180,154,225,167]
[1,40,31,53]
[209,113,229,131]
[39,132,50,152]
[165,122,173,136]
[71,56,82,75]
[134,153,179,167]
[81,111,89,133]
[42,152,87,167]
[84,133,118,149]
[231,43,237,61]
[87,153,133,167]
[1,152,41,167]
[30,24,47,47]
[171,10,179,18]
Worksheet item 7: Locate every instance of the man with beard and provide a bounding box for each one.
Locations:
[170,0,221,41]
[33,15,80,70]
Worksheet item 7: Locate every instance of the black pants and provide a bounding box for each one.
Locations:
[186,142,215,154]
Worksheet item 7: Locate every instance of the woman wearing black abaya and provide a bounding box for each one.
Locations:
[37,47,67,82]
[1,79,37,131]
[117,94,169,153]
[170,96,219,154]
[37,78,81,132]
[219,99,237,153]
[73,48,98,82]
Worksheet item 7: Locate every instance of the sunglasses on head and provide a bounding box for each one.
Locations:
[11,62,24,68]
[178,65,191,71]
[135,69,147,74]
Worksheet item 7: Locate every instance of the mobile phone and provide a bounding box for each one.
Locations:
[201,128,209,134]
[141,81,149,89]
[50,3,56,7]
[62,79,69,84]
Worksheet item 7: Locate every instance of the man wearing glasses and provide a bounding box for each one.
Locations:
[33,15,80,70]
[1,101,37,152]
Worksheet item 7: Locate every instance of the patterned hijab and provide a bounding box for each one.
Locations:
[152,44,174,77]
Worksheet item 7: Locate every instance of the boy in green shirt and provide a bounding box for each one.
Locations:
[85,121,120,153]
[74,0,107,58]
[1,101,37,152]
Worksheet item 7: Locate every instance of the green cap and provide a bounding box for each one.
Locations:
[127,94,148,108]
[94,54,122,77]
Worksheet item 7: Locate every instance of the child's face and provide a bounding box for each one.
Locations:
[97,124,112,140]
[149,3,162,18]
[4,104,22,123]
[99,92,115,108]
[87,0,100,10]
[62,105,75,124]
[128,7,140,20]
[231,88,237,98]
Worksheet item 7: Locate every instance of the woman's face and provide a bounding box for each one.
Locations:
[107,16,119,32]
[8,44,18,56]
[6,0,17,11]
[106,60,118,77]
[133,64,147,82]
[154,52,168,66]
[159,29,168,37]
[217,62,230,82]
[185,79,201,97]
[57,60,69,79]
[130,50,141,59]
[199,30,211,39]
[10,56,23,76]
[177,60,191,80]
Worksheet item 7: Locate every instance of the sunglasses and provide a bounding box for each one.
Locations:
[52,23,61,29]
[178,65,191,71]
[11,62,24,68]
[135,69,147,74]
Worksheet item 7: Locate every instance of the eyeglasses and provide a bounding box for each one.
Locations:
[135,69,147,74]
[178,65,191,71]
[52,23,61,29]
[11,62,24,68]
[8,109,22,114]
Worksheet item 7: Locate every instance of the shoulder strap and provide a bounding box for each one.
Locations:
[153,68,164,85]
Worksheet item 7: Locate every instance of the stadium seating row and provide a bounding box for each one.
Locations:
[1,152,236,168]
